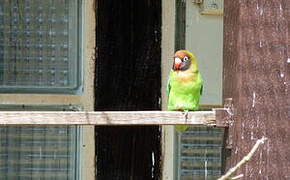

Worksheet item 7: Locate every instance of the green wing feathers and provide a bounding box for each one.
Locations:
[166,76,171,97]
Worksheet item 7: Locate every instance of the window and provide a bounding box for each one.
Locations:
[0,0,82,93]
[0,126,79,180]
[176,126,224,180]
[0,105,80,180]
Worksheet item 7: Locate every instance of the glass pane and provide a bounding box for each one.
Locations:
[0,0,81,93]
[0,105,80,180]
[176,126,224,180]
[0,126,78,180]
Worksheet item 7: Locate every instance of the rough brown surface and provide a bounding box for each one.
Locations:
[223,0,290,179]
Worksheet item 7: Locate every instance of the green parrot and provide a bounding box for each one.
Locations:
[167,50,203,132]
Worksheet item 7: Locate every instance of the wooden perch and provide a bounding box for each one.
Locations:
[0,111,216,126]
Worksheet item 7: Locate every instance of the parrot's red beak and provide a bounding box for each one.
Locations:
[174,62,181,69]
[174,58,182,70]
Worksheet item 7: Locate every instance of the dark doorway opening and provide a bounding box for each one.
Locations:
[95,0,161,179]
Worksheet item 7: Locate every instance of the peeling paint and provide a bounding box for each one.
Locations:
[279,4,283,17]
[235,148,238,154]
[241,123,245,139]
[250,131,254,140]
[260,8,263,16]
[252,92,256,107]
[152,151,155,178]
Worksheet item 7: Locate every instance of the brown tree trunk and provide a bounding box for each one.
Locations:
[223,0,290,179]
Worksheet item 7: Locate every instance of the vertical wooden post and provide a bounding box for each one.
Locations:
[223,0,290,179]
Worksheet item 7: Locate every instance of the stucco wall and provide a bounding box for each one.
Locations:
[186,1,223,105]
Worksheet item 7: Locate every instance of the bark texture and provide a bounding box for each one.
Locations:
[223,0,290,179]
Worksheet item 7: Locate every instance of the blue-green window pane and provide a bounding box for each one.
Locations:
[176,126,224,180]
[0,105,80,180]
[0,0,81,93]
[0,126,79,180]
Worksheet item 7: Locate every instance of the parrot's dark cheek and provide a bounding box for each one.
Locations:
[179,61,191,71]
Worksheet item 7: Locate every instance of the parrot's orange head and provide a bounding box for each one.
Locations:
[172,50,193,71]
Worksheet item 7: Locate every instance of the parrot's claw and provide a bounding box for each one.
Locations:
[182,110,189,122]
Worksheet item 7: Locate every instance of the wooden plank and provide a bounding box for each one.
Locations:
[0,111,216,125]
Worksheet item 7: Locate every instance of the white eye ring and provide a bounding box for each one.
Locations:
[183,56,188,61]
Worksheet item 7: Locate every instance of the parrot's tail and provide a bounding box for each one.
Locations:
[175,125,189,133]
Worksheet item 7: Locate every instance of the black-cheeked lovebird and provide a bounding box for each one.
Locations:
[167,50,203,132]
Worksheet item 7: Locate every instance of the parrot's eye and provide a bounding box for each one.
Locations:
[183,56,189,62]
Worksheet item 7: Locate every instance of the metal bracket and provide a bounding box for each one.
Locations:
[214,98,234,149]
[214,98,234,127]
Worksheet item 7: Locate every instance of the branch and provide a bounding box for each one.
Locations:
[231,174,244,179]
[217,137,267,180]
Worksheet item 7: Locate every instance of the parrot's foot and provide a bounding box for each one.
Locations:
[182,110,189,121]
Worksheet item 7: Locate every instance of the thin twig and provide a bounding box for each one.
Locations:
[217,137,267,180]
[231,174,244,179]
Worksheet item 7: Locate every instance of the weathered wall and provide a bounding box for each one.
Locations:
[186,1,223,105]
[224,0,290,179]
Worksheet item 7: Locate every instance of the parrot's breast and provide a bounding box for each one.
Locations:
[173,71,197,83]
[167,70,202,111]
